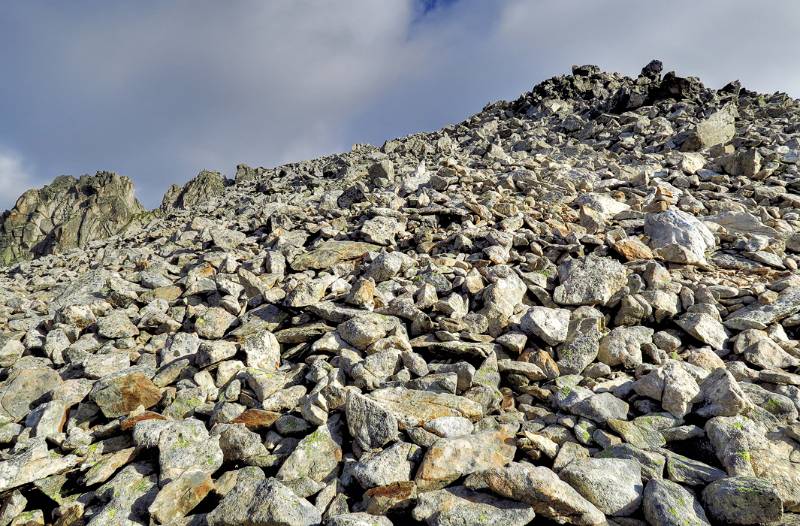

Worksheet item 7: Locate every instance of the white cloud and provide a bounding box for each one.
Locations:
[0,149,34,211]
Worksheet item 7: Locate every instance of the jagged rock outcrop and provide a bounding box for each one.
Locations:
[0,61,799,525]
[0,171,144,265]
[160,169,229,211]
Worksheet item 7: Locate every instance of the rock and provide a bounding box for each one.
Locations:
[208,475,321,526]
[575,192,630,218]
[157,419,224,483]
[361,216,405,245]
[195,307,236,339]
[554,255,628,306]
[0,172,144,265]
[327,513,393,526]
[598,325,653,368]
[644,209,715,265]
[724,286,800,330]
[696,368,750,417]
[520,306,571,345]
[97,311,139,339]
[92,371,162,418]
[338,313,396,350]
[643,479,710,526]
[733,328,800,369]
[413,486,536,526]
[423,416,474,438]
[0,439,79,493]
[683,105,736,151]
[0,367,63,422]
[675,312,728,350]
[368,387,484,427]
[478,462,606,526]
[353,441,421,489]
[0,337,24,368]
[345,391,399,450]
[161,169,227,210]
[557,317,602,375]
[702,476,783,525]
[148,469,213,523]
[571,392,629,423]
[480,271,527,335]
[415,429,516,490]
[242,330,281,370]
[559,458,643,516]
[633,361,701,418]
[291,240,379,271]
[2,61,800,525]
[277,416,343,482]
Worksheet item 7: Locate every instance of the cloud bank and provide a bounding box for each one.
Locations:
[0,0,798,209]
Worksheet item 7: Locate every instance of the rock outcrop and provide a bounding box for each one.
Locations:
[1,61,799,525]
[0,171,144,265]
[160,169,229,211]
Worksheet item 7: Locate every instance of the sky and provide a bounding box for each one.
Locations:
[1,0,799,210]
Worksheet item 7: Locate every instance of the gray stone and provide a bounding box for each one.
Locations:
[554,256,628,306]
[413,486,536,526]
[559,458,643,516]
[520,306,571,345]
[643,479,710,526]
[702,476,783,525]
[477,462,606,526]
[645,209,715,265]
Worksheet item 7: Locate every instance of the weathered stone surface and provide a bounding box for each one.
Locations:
[413,485,536,526]
[368,387,484,427]
[520,306,571,345]
[0,172,144,265]
[0,367,62,422]
[724,286,800,330]
[645,209,716,265]
[643,479,710,526]
[346,391,398,450]
[92,372,162,418]
[478,462,606,526]
[683,105,737,151]
[559,457,643,516]
[161,169,228,210]
[702,476,783,525]
[554,256,627,306]
[147,469,213,524]
[291,240,379,271]
[415,429,516,490]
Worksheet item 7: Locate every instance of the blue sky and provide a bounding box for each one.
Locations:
[1,0,799,209]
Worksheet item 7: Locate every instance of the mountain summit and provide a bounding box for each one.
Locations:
[0,62,798,525]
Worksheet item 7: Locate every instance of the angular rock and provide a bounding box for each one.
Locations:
[554,256,627,306]
[415,429,516,491]
[559,457,643,516]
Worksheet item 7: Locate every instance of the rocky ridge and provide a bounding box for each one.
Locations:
[0,60,799,525]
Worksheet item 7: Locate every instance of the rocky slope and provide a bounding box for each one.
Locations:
[1,60,799,526]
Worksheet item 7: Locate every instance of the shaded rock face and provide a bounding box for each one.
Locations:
[1,60,800,525]
[0,171,144,265]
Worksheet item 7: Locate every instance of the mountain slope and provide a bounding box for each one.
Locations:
[0,61,799,525]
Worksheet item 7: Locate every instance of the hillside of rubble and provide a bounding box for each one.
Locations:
[0,60,799,526]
